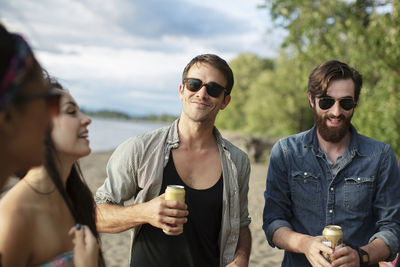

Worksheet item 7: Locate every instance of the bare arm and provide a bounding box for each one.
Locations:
[0,208,33,267]
[332,238,390,267]
[227,226,252,267]
[272,226,333,267]
[96,194,188,234]
[95,203,147,233]
[361,238,391,264]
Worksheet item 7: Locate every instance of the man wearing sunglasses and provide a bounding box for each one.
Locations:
[95,54,251,267]
[263,60,400,267]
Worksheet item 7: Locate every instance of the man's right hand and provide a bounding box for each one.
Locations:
[143,193,189,234]
[302,236,333,267]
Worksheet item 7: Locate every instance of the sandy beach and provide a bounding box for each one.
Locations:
[80,150,284,267]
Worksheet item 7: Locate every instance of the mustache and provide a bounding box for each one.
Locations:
[327,114,345,120]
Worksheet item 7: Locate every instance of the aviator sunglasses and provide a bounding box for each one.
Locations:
[184,78,227,98]
[318,96,356,111]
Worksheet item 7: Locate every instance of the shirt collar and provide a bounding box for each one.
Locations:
[166,118,226,149]
[305,124,363,157]
[348,124,364,157]
[166,119,180,147]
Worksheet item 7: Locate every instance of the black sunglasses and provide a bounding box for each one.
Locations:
[16,89,61,113]
[318,96,356,111]
[184,78,227,98]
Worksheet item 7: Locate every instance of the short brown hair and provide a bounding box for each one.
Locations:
[182,54,234,95]
[308,60,362,103]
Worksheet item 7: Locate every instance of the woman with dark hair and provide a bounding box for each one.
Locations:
[0,38,103,265]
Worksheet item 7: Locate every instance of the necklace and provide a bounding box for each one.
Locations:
[23,179,57,195]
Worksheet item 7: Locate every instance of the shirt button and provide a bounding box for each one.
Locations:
[329,209,333,213]
[304,172,308,176]
[330,187,334,191]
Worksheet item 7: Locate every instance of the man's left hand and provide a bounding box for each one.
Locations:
[331,245,360,267]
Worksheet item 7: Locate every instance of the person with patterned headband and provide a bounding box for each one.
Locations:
[0,24,60,190]
[0,24,100,267]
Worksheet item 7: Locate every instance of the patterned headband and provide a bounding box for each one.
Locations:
[0,33,35,110]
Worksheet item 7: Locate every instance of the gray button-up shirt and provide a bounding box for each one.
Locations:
[95,119,251,266]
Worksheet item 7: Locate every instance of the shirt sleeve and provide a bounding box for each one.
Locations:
[95,138,138,205]
[263,140,293,247]
[369,144,400,260]
[238,154,251,227]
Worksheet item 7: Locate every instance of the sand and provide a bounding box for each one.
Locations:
[80,151,284,267]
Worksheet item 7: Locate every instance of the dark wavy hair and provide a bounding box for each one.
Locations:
[44,79,105,266]
[308,60,363,103]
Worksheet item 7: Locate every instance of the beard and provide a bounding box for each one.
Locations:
[314,109,353,143]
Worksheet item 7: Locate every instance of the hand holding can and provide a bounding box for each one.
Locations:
[322,225,343,262]
[164,185,186,235]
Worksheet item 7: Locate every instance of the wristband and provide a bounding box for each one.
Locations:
[357,247,369,267]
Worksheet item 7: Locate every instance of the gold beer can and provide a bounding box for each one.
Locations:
[322,225,343,262]
[164,185,185,235]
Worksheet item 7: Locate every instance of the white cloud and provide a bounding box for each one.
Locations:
[0,0,285,115]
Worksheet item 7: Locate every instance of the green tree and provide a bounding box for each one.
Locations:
[216,53,274,131]
[245,54,314,137]
[257,0,400,156]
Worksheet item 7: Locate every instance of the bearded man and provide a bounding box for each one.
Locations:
[262,60,400,267]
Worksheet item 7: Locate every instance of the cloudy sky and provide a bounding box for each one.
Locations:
[0,0,285,116]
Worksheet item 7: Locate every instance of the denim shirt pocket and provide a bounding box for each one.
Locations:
[344,176,375,212]
[291,171,321,213]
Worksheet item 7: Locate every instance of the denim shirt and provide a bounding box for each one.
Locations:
[263,125,400,267]
[95,119,251,267]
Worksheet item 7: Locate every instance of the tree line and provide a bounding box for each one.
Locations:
[82,109,177,123]
[216,0,400,158]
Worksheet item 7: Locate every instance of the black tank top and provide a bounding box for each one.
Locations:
[130,152,223,267]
